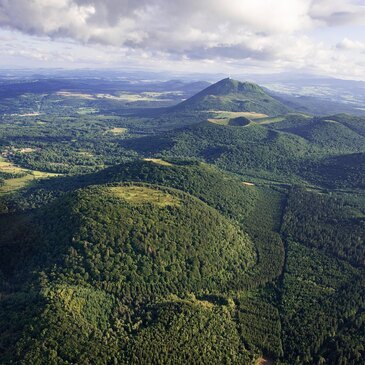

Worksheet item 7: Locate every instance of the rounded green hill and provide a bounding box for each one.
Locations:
[38,183,256,297]
[0,183,257,363]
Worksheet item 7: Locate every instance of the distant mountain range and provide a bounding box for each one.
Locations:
[2,68,365,115]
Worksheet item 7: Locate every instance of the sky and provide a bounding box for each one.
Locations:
[0,0,365,80]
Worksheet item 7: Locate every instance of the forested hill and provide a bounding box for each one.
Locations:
[173,78,291,115]
[1,74,365,364]
[119,113,365,187]
[0,180,261,364]
[0,156,291,363]
[2,158,364,364]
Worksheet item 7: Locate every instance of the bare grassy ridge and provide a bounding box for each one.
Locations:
[209,111,269,119]
[143,158,173,166]
[208,110,269,126]
[106,185,180,206]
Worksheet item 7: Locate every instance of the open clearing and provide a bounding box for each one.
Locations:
[208,111,268,126]
[0,156,59,195]
[255,357,273,365]
[11,148,37,154]
[105,127,128,135]
[209,111,269,119]
[0,171,59,195]
[77,107,98,115]
[323,119,340,124]
[106,185,180,207]
[96,92,173,102]
[143,158,173,166]
[255,116,286,124]
[77,151,95,157]
[56,91,173,103]
[0,157,25,174]
[255,113,311,125]
[242,181,255,186]
[208,118,232,126]
[56,91,96,100]
[9,112,41,117]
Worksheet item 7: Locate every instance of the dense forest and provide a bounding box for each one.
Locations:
[0,77,364,364]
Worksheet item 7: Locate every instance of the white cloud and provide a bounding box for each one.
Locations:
[0,0,364,79]
[309,0,365,26]
[336,38,365,51]
[0,0,316,50]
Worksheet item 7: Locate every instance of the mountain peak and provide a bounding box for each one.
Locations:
[174,78,290,116]
[205,78,264,96]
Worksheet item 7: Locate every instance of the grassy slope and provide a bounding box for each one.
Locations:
[0,156,59,195]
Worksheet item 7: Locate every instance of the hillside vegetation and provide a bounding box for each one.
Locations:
[1,183,258,363]
[174,78,291,116]
[1,77,365,364]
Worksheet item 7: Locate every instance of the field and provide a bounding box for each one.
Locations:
[208,118,238,126]
[97,91,173,102]
[255,113,311,125]
[106,127,128,135]
[0,156,59,195]
[77,107,98,115]
[143,158,173,166]
[255,116,286,124]
[208,110,268,125]
[56,91,96,100]
[0,156,25,174]
[242,181,255,186]
[209,111,268,119]
[56,91,174,103]
[106,185,180,206]
[207,112,312,126]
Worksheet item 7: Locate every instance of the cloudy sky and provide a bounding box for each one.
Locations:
[0,0,365,79]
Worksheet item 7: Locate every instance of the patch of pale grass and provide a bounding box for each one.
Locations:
[143,158,173,166]
[106,185,180,207]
